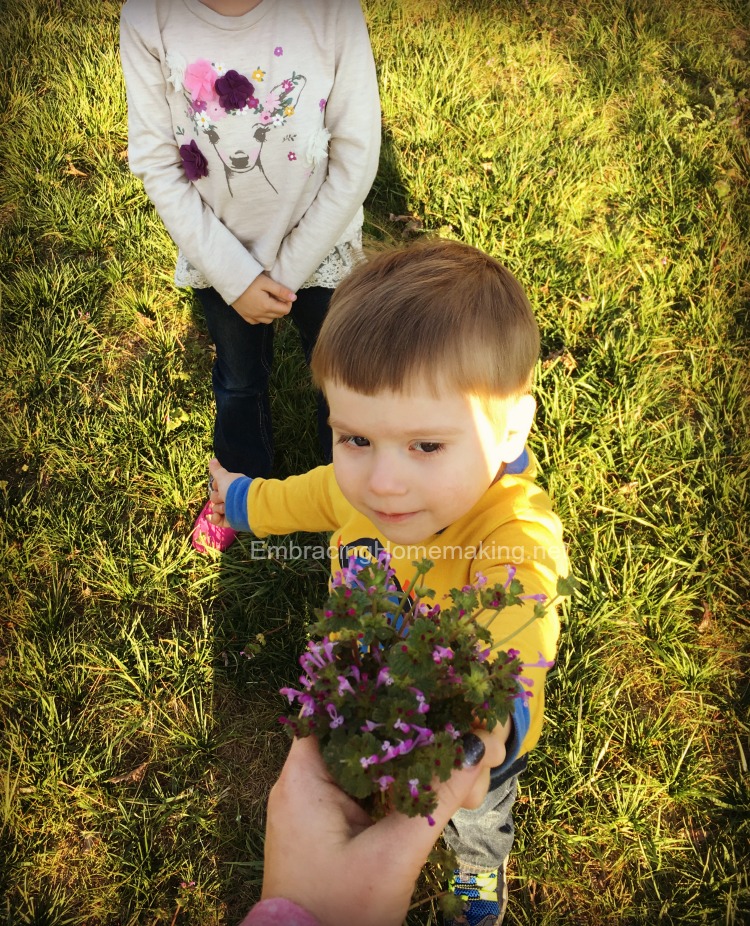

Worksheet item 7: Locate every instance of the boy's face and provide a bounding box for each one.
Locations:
[326,379,534,545]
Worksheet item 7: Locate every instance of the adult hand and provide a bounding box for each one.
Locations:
[244,733,492,926]
[233,272,296,324]
[461,716,511,810]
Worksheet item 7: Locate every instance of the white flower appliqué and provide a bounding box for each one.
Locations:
[166,51,187,93]
[306,126,331,168]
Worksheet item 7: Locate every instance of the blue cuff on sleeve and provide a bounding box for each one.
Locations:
[492,696,531,778]
[225,477,253,532]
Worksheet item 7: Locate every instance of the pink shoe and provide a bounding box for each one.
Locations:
[191,500,237,553]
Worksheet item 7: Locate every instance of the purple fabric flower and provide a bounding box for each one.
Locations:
[179,140,208,181]
[215,69,255,111]
[274,46,283,56]
[319,98,327,111]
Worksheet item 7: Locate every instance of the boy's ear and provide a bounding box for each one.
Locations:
[500,394,535,463]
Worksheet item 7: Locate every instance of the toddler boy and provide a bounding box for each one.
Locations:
[208,239,568,925]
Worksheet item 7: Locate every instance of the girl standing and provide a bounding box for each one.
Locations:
[120,0,381,551]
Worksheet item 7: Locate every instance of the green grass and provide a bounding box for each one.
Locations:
[1,0,748,923]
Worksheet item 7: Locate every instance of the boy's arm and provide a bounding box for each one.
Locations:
[208,459,342,536]
[269,0,381,291]
[120,4,292,314]
[473,508,569,764]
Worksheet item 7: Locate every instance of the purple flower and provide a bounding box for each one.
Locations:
[432,645,454,663]
[376,667,393,687]
[281,686,317,717]
[360,754,378,769]
[303,638,336,670]
[523,651,555,669]
[408,778,420,798]
[411,725,435,747]
[360,720,382,733]
[288,151,297,161]
[179,140,208,181]
[381,739,415,761]
[393,718,411,733]
[274,46,284,56]
[215,69,255,111]
[503,565,517,588]
[337,676,356,697]
[326,704,344,728]
[377,775,395,791]
[281,79,294,93]
[520,593,547,602]
[410,687,430,714]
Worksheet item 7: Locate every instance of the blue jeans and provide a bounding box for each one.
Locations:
[196,286,333,477]
[442,755,527,871]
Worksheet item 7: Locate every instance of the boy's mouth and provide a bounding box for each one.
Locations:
[372,509,420,524]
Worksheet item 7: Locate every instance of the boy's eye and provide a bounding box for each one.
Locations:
[338,435,370,448]
[413,441,444,454]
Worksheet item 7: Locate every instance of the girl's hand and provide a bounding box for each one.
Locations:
[206,457,243,527]
[233,272,296,324]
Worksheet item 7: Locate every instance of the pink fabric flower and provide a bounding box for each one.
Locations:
[184,59,219,105]
[288,151,297,161]
[274,46,283,56]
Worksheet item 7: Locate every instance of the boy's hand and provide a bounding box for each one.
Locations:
[206,457,243,527]
[461,717,512,809]
[232,272,296,324]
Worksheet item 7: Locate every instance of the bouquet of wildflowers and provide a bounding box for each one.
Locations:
[278,554,568,822]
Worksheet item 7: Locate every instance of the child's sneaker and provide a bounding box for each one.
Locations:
[444,861,508,926]
[191,500,237,553]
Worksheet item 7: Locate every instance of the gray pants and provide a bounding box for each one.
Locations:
[442,756,526,871]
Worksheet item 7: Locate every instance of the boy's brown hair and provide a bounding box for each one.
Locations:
[311,238,540,399]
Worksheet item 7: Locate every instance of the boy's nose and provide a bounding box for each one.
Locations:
[367,453,408,497]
